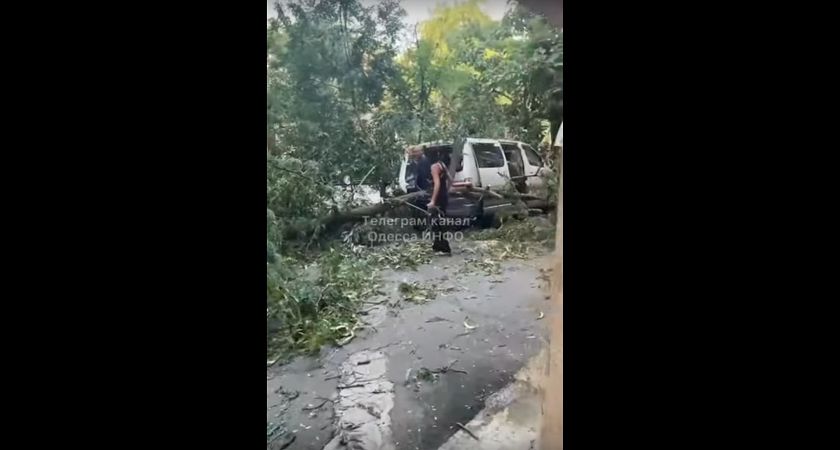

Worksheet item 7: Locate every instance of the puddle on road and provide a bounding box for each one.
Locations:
[390,358,516,449]
[437,348,548,450]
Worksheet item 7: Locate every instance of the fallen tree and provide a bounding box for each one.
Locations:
[460,186,555,212]
[321,190,428,228]
[279,182,555,241]
[320,186,555,230]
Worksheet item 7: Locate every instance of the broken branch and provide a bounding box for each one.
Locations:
[301,399,330,411]
[456,422,480,441]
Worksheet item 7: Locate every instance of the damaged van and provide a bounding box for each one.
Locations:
[398,138,549,227]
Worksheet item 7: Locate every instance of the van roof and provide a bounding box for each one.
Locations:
[408,137,501,148]
[412,141,452,148]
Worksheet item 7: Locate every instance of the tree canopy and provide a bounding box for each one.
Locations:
[267,0,563,187]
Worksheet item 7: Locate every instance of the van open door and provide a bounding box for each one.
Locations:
[466,138,510,188]
[520,142,548,192]
[449,136,465,183]
[500,141,529,193]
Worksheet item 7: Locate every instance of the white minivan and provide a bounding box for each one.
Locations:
[398,138,547,192]
[398,137,548,225]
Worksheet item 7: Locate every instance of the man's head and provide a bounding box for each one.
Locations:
[407,145,424,161]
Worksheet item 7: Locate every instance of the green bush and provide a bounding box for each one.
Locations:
[267,247,378,360]
[266,155,335,252]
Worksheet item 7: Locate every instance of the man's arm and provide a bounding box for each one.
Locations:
[428,163,441,208]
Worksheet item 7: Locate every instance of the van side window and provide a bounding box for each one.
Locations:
[472,143,505,168]
[522,145,543,167]
[404,159,417,190]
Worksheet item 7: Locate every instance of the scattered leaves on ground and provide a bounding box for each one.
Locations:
[360,241,434,271]
[398,281,439,304]
[470,216,553,239]
[267,217,555,361]
[458,256,502,276]
[416,367,439,382]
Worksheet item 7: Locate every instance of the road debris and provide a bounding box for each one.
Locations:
[331,322,362,346]
[425,316,451,323]
[363,240,435,271]
[458,257,502,276]
[463,317,478,330]
[301,398,332,411]
[439,343,463,351]
[273,387,300,400]
[455,422,480,441]
[278,435,296,449]
[399,281,438,304]
[267,421,296,448]
[417,359,469,380]
[416,367,438,382]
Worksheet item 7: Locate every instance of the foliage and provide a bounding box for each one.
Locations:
[371,0,563,145]
[267,0,562,181]
[267,154,335,251]
[398,281,438,304]
[267,248,379,359]
[419,0,493,61]
[457,255,503,276]
[449,1,563,142]
[360,240,434,271]
[267,0,408,187]
[469,215,555,243]
[379,0,501,142]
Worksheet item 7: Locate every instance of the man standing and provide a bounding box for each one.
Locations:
[425,149,452,254]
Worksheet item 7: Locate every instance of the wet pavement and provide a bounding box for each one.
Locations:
[438,347,548,450]
[267,240,553,450]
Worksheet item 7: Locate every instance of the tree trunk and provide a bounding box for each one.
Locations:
[280,191,428,240]
[321,190,427,228]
